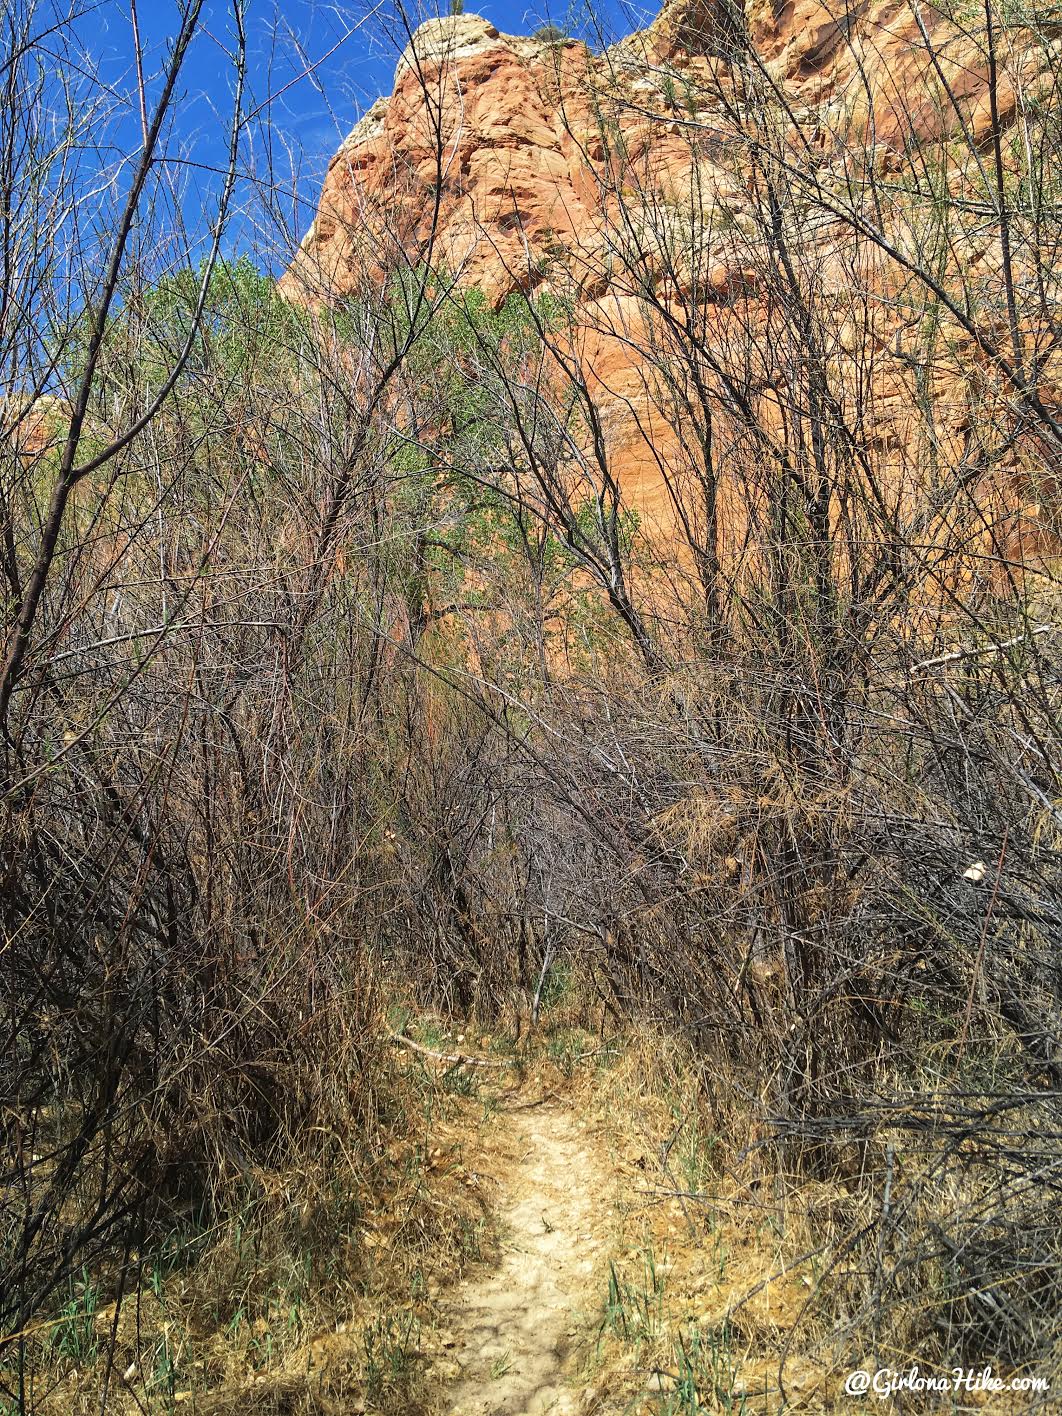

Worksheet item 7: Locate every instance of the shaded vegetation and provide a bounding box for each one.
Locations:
[3,0,1062,1409]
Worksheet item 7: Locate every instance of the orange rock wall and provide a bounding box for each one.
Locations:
[282,2,1059,587]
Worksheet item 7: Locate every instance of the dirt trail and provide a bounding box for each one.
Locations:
[440,1101,610,1416]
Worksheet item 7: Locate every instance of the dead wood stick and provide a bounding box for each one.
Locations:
[389,1032,507,1068]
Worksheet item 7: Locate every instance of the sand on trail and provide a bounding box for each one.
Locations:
[440,1101,613,1416]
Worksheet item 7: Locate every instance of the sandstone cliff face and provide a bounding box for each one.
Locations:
[281,15,595,306]
[281,0,1037,301]
[281,1,1058,560]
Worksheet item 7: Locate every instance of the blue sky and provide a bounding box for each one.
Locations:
[79,0,652,274]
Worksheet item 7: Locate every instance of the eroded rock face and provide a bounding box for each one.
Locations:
[2,397,66,459]
[281,5,1058,562]
[280,16,597,306]
[279,4,1033,310]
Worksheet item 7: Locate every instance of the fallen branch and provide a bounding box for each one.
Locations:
[911,623,1057,675]
[389,1032,508,1068]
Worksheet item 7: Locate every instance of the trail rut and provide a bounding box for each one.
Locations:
[440,1102,610,1416]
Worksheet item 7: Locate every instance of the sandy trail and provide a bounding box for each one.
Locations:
[441,1102,609,1416]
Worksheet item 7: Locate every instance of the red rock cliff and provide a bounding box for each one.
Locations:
[282,1,1060,559]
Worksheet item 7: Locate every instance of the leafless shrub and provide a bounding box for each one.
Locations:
[344,0,1062,1378]
[4,0,1062,1401]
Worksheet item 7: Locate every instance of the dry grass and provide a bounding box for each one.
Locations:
[11,1012,511,1416]
[10,993,1060,1415]
[556,1023,1059,1413]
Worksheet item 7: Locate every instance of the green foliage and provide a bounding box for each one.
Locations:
[146,1220,210,1300]
[374,268,569,619]
[362,1310,421,1402]
[545,1026,583,1076]
[456,1213,487,1260]
[599,1239,744,1414]
[63,255,304,417]
[566,495,641,559]
[441,1060,481,1096]
[600,1247,666,1345]
[538,959,574,1011]
[151,1330,180,1399]
[411,1017,450,1051]
[49,1267,100,1364]
[532,23,569,42]
[664,1322,746,1415]
[671,1111,720,1194]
